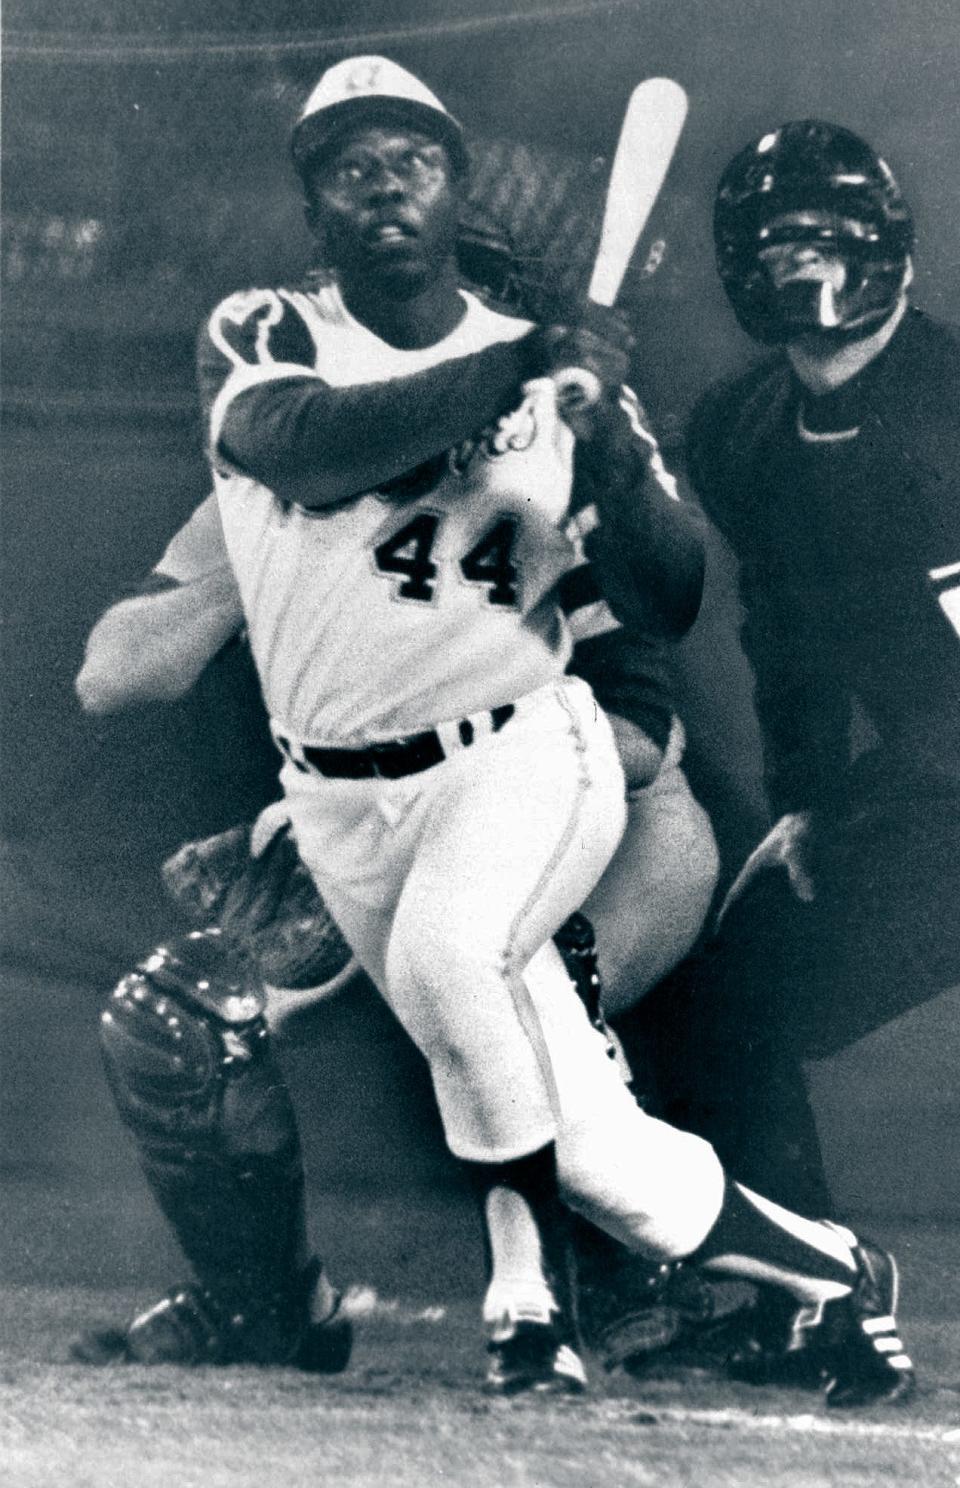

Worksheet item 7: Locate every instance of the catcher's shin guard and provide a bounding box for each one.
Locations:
[97,928,336,1362]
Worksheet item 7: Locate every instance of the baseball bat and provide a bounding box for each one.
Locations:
[552,76,689,408]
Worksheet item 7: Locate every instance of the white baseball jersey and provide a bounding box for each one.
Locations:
[201,284,610,746]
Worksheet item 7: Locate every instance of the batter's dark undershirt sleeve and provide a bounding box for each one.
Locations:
[587,488,705,640]
[568,628,674,751]
[575,427,706,640]
[218,338,534,507]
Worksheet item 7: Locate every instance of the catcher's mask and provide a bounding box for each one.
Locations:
[714,120,914,345]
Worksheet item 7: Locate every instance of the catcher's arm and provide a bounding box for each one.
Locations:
[75,567,243,714]
[76,492,245,714]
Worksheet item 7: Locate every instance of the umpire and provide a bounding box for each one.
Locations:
[638,121,960,1365]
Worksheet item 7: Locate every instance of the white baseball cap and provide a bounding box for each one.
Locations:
[291,56,468,179]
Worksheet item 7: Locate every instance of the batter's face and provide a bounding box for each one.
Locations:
[306,124,462,293]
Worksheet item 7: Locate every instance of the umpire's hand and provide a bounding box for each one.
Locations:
[716,811,815,927]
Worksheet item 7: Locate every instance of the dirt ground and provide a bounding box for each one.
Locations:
[3,969,959,1486]
[2,1199,958,1488]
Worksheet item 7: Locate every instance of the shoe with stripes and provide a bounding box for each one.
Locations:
[823,1239,915,1408]
[485,1313,587,1396]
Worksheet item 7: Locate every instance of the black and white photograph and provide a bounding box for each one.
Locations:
[2,2,959,1483]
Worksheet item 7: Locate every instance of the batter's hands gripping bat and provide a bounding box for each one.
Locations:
[552,76,689,410]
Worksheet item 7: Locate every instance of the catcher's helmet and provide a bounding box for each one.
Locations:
[714,120,914,344]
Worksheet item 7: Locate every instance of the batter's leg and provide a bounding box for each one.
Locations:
[384,677,627,1162]
[465,1144,587,1395]
[515,943,915,1407]
[297,841,592,1393]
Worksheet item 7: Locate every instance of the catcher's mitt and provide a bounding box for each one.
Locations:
[161,819,353,991]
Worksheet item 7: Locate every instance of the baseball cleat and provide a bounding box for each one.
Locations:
[724,1242,916,1405]
[822,1240,916,1408]
[70,1258,352,1372]
[485,1316,587,1396]
[70,1284,236,1366]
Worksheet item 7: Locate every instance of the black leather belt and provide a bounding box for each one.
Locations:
[277,704,516,780]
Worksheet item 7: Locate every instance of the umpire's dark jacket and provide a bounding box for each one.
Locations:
[686,307,960,820]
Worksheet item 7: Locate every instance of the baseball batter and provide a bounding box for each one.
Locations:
[187,57,916,1406]
[197,58,704,1188]
[74,467,720,1386]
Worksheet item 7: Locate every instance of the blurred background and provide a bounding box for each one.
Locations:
[3,1,959,1284]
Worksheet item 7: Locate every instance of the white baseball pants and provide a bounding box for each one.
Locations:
[281,675,724,1257]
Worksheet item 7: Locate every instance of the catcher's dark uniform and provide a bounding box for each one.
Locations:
[646,307,960,1214]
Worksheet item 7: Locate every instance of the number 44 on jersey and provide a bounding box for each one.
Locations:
[374,512,520,607]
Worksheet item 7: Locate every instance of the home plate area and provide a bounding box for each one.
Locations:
[1,1212,958,1488]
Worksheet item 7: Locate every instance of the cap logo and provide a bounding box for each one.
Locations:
[345,60,384,95]
[294,55,466,175]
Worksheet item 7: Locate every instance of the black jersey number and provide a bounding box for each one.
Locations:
[374,513,520,606]
[373,512,440,602]
[459,517,519,606]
